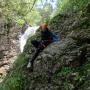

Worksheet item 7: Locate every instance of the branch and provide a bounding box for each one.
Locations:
[29,0,37,12]
[24,0,37,16]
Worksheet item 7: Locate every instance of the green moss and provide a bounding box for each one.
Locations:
[54,57,90,89]
[0,53,28,90]
[56,67,73,77]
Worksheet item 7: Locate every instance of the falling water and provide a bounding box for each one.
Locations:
[19,26,39,52]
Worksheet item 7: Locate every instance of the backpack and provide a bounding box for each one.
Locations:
[52,33,60,42]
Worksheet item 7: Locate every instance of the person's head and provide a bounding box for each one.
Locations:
[40,24,48,32]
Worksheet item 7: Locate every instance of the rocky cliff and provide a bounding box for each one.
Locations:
[0,6,90,90]
[23,11,90,90]
[0,18,20,82]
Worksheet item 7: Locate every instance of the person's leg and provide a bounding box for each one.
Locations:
[27,48,42,71]
[27,41,44,71]
[30,48,41,69]
[27,40,40,70]
[31,40,40,48]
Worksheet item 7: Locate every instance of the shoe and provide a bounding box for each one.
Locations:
[27,62,31,68]
[27,62,33,72]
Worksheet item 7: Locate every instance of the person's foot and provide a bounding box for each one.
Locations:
[27,62,33,72]
[27,62,31,68]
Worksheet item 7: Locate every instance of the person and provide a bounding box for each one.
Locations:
[27,24,60,72]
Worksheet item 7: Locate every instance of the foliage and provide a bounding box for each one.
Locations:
[0,0,42,26]
[16,19,25,27]
[0,0,58,26]
[56,0,90,14]
[37,1,53,23]
[54,57,90,89]
[0,53,28,90]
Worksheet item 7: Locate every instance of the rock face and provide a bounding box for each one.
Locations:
[23,11,90,90]
[0,6,90,90]
[0,19,20,82]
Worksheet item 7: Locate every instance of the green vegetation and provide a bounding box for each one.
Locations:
[0,0,56,26]
[0,0,42,25]
[0,53,28,90]
[54,57,90,89]
[56,0,90,13]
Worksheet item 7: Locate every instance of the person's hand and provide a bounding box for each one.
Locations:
[38,42,46,48]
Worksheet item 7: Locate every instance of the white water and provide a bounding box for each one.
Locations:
[19,26,39,52]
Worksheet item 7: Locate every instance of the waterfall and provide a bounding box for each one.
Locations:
[19,26,39,53]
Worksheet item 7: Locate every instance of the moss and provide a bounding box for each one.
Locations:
[0,53,28,90]
[52,57,90,89]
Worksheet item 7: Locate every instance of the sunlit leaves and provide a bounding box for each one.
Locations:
[56,0,90,13]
